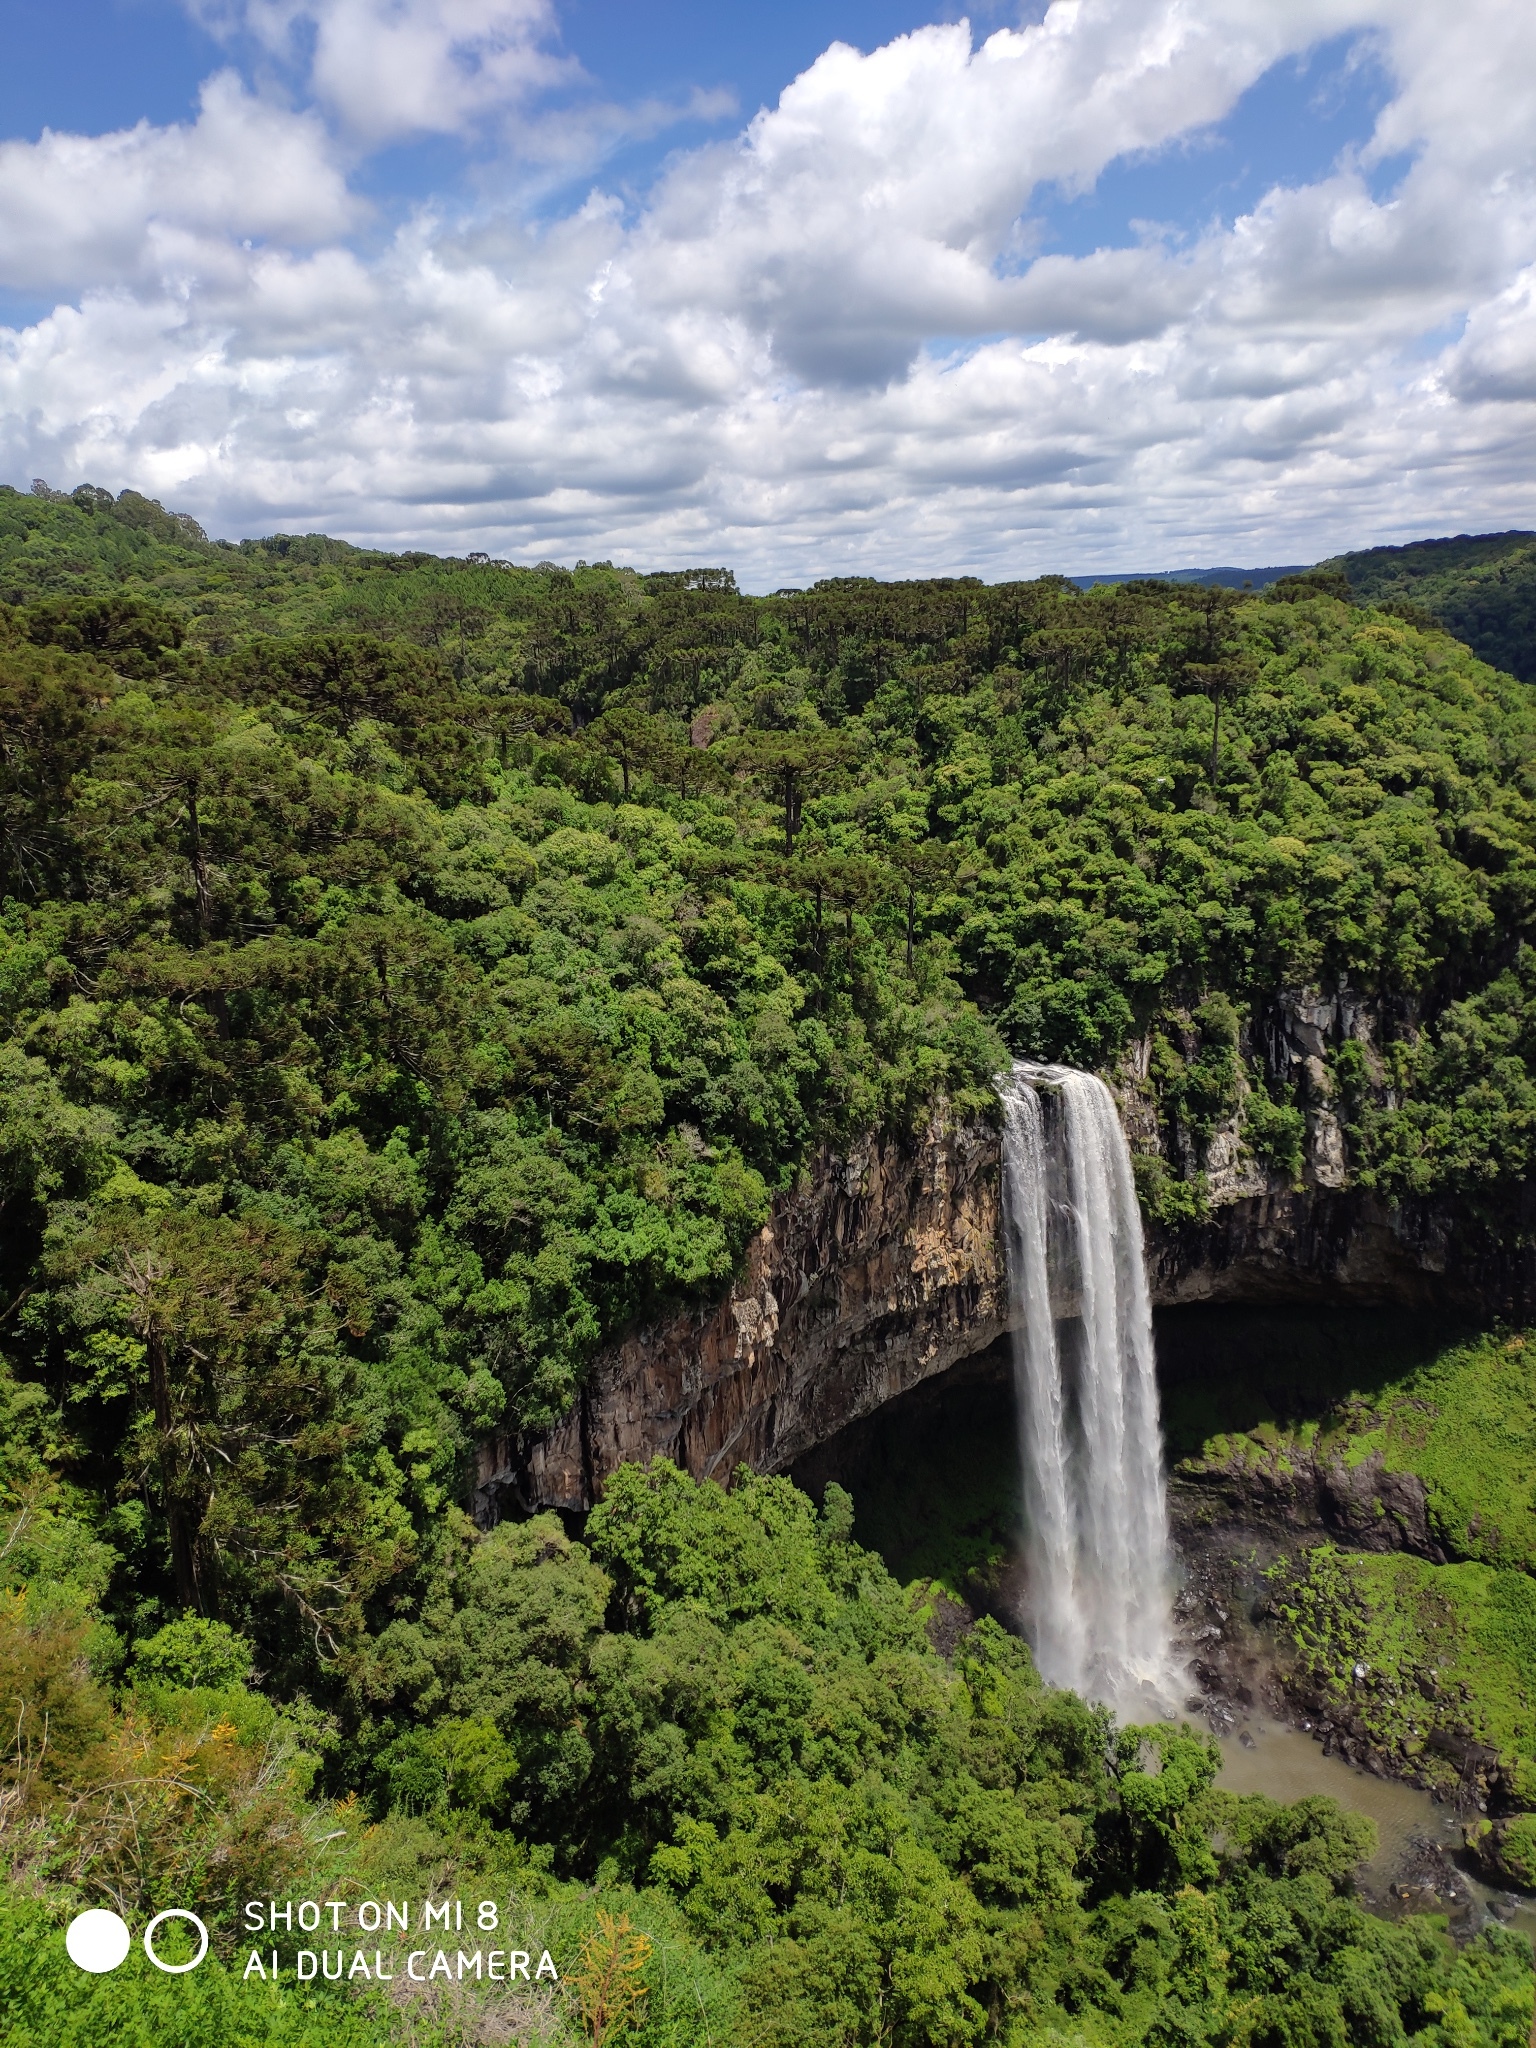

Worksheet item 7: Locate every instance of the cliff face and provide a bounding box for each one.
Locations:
[479,988,1536,1521]
[1137,979,1536,1314]
[476,1113,1007,1519]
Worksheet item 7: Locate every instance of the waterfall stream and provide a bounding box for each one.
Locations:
[998,1060,1183,1714]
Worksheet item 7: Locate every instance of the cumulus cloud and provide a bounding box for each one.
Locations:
[1448,269,1536,403]
[0,72,354,292]
[3,0,1536,580]
[196,0,573,141]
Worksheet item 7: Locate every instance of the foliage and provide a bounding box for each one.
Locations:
[1189,1328,1536,1575]
[345,1462,1531,2046]
[567,1910,651,2046]
[129,1615,257,1689]
[1191,1326,1536,1832]
[1272,1542,1536,1804]
[1348,1331,1536,1574]
[1327,531,1536,683]
[0,1448,1531,2043]
[0,1889,382,2048]
[2,484,1535,2038]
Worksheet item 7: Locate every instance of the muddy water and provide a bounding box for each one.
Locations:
[1215,1717,1536,1943]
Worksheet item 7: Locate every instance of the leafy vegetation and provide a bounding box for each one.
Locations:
[6,484,1536,1679]
[0,1888,383,2048]
[1275,1544,1536,1799]
[1327,532,1536,684]
[3,479,1536,2039]
[5,1459,1532,2046]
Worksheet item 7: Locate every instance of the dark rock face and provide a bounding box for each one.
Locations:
[476,1112,1007,1520]
[479,988,1536,1521]
[477,1120,1531,1522]
[1172,1439,1445,1561]
[1149,1182,1536,1319]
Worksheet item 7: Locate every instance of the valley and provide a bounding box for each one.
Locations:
[1,482,1533,2043]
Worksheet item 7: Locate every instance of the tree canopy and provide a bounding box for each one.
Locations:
[1,481,1534,2044]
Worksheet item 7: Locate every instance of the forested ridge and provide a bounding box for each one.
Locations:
[2,480,1534,2045]
[1326,532,1536,686]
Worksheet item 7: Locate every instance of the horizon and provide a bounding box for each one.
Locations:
[3,1,1535,584]
[16,478,1535,598]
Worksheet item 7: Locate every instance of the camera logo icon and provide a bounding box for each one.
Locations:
[66,1908,209,1974]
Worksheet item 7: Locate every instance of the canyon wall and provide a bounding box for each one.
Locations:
[476,1112,1007,1519]
[476,989,1536,1521]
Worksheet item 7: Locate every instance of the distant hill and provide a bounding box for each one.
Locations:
[7,478,1534,684]
[1323,530,1536,683]
[1066,535,1536,683]
[1070,564,1308,591]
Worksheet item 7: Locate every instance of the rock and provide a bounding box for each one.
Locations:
[1317,1452,1445,1559]
[479,987,1536,1519]
[1171,1435,1446,1562]
[476,1109,1008,1516]
[1462,1814,1536,1890]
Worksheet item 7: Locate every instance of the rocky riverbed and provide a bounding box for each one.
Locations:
[1171,1492,1536,1913]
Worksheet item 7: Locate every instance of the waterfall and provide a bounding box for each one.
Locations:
[998,1060,1181,1714]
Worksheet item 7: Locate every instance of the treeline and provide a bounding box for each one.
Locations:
[1327,530,1536,684]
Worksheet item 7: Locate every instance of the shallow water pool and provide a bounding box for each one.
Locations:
[1215,1717,1536,1944]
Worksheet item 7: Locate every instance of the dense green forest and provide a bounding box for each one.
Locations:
[1327,531,1536,686]
[2,480,1534,2044]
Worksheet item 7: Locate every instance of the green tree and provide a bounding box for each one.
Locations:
[725,731,859,853]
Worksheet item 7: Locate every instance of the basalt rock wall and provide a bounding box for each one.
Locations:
[477,988,1536,1521]
[1149,1180,1536,1316]
[476,1112,1008,1519]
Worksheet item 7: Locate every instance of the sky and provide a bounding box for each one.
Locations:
[1,0,1534,587]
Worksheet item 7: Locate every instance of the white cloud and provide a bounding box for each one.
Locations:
[3,0,1536,581]
[202,0,574,141]
[0,72,355,292]
[1449,268,1536,403]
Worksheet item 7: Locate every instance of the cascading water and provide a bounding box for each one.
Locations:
[998,1060,1182,1715]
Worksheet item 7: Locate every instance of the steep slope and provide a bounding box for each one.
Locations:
[1327,530,1536,683]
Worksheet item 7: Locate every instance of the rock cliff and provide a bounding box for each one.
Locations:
[478,986,1536,1520]
[476,1111,1007,1518]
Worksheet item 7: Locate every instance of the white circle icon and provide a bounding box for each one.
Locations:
[66,1909,132,1974]
[143,1908,209,1973]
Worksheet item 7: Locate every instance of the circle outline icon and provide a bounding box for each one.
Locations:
[143,1908,210,1973]
[66,1908,132,1974]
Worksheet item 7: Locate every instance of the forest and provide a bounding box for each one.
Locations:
[1325,532,1536,686]
[1,479,1534,2045]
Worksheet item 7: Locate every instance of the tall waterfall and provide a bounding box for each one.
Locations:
[998,1060,1181,1714]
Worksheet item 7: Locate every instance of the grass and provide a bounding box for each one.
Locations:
[1154,1304,1472,1463]
[1177,1325,1536,1571]
[1356,1333,1536,1572]
[1175,1320,1536,1845]
[1272,1544,1536,1803]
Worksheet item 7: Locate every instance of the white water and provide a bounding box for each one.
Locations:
[998,1061,1183,1715]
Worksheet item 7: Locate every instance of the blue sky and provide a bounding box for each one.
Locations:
[0,0,1532,583]
[2,3,1396,245]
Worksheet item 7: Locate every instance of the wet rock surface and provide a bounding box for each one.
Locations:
[1173,1514,1296,1729]
[1172,1510,1536,1929]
